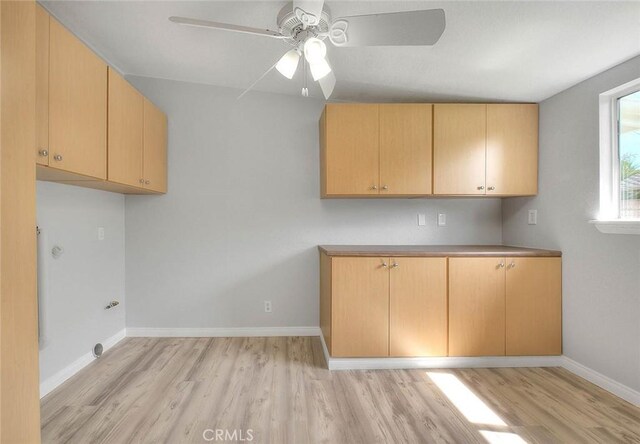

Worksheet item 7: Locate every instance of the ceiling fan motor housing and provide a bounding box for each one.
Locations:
[277,3,331,46]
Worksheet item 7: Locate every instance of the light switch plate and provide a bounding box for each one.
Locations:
[98,227,105,240]
[528,210,538,225]
[418,214,426,226]
[438,213,446,226]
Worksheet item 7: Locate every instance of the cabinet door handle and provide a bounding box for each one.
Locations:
[371,185,378,190]
[145,180,150,185]
[509,261,516,269]
[382,185,389,190]
[381,262,388,268]
[39,149,48,157]
[139,178,145,184]
[488,186,495,191]
[477,186,485,190]
[498,262,505,268]
[391,262,399,268]
[53,154,63,161]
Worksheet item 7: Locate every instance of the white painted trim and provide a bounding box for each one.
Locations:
[561,356,640,407]
[125,326,322,338]
[319,330,331,366]
[589,219,640,235]
[325,355,563,371]
[40,328,126,398]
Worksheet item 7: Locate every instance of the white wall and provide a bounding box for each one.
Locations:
[502,55,640,393]
[124,76,503,329]
[37,181,125,383]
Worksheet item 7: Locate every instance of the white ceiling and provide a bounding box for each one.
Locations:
[42,0,640,102]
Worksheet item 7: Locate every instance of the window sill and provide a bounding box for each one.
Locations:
[589,220,640,235]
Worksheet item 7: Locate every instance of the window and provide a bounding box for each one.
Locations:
[618,90,640,219]
[593,78,640,234]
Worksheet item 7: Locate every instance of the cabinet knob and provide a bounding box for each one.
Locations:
[145,180,150,185]
[39,149,48,157]
[371,185,378,190]
[488,186,495,191]
[381,262,388,268]
[53,154,62,161]
[392,262,399,268]
[498,262,505,268]
[509,261,516,269]
[382,185,389,190]
[139,179,145,184]
[477,186,485,190]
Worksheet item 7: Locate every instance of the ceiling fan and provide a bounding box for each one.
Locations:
[169,1,446,99]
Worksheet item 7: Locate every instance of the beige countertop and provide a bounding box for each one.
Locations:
[318,245,562,257]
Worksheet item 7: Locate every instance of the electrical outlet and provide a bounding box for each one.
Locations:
[438,213,446,226]
[418,214,426,226]
[264,300,272,313]
[528,210,538,225]
[98,227,105,240]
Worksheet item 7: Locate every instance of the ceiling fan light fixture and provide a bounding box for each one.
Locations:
[303,37,327,64]
[275,49,300,79]
[309,57,331,81]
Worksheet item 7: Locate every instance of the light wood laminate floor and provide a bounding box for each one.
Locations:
[41,337,640,443]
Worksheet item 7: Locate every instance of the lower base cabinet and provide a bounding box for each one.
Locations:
[327,255,448,358]
[331,257,390,357]
[506,257,562,356]
[321,253,562,358]
[389,257,447,357]
[449,257,506,356]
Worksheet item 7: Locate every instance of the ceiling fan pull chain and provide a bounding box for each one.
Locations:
[301,58,309,97]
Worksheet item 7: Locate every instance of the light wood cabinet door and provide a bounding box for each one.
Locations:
[321,104,379,196]
[49,16,107,179]
[108,68,144,188]
[332,257,389,357]
[433,104,487,195]
[143,98,168,193]
[389,258,447,357]
[506,258,561,356]
[36,4,49,166]
[379,104,432,195]
[449,257,506,356]
[487,104,538,196]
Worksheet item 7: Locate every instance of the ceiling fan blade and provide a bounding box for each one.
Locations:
[330,9,445,47]
[293,0,326,26]
[169,16,285,39]
[318,70,335,100]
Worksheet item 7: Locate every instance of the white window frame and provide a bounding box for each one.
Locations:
[591,78,640,234]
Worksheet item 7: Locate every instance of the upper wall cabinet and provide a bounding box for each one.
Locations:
[320,103,537,198]
[321,104,380,196]
[108,68,144,188]
[320,103,433,197]
[433,104,487,195]
[143,98,168,193]
[380,104,433,195]
[48,14,107,179]
[35,6,168,194]
[486,104,538,196]
[433,103,538,196]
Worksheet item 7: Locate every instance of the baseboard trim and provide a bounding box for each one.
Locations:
[125,326,322,338]
[40,328,126,399]
[318,335,562,370]
[561,356,640,407]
